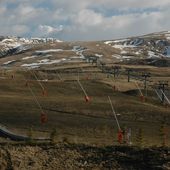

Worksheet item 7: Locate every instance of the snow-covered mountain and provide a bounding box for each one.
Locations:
[0,36,62,57]
[104,31,170,59]
[0,31,170,69]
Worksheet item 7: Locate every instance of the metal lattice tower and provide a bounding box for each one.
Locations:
[142,72,151,96]
[158,81,168,103]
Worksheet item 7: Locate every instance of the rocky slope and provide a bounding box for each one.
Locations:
[0,143,169,170]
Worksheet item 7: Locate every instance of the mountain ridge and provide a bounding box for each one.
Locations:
[0,31,170,69]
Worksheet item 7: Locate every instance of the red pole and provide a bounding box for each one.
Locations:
[118,130,123,144]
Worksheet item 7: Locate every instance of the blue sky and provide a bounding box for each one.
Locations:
[0,0,170,41]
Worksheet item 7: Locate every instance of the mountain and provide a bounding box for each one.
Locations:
[104,31,170,59]
[0,36,62,57]
[0,31,170,69]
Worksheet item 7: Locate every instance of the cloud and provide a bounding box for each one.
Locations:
[0,6,7,15]
[37,25,63,36]
[0,0,170,40]
[73,9,103,27]
[0,24,29,36]
[12,25,30,35]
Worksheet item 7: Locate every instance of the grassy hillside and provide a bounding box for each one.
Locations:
[0,63,169,146]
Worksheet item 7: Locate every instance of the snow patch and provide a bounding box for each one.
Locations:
[95,54,103,57]
[3,60,16,65]
[112,44,136,49]
[21,58,67,68]
[72,46,87,59]
[2,39,15,43]
[135,51,141,55]
[121,50,127,54]
[148,51,159,58]
[165,34,170,40]
[129,39,144,46]
[112,54,132,60]
[31,37,62,43]
[35,49,63,54]
[112,39,130,43]
[104,41,114,45]
[104,39,129,45]
[112,54,121,59]
[22,56,37,60]
[165,46,170,56]
[122,56,132,59]
[21,63,40,68]
[39,59,50,63]
[112,44,124,49]
[22,54,52,60]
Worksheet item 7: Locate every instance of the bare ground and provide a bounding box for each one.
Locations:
[0,143,169,170]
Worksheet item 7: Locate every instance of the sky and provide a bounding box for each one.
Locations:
[0,0,170,41]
